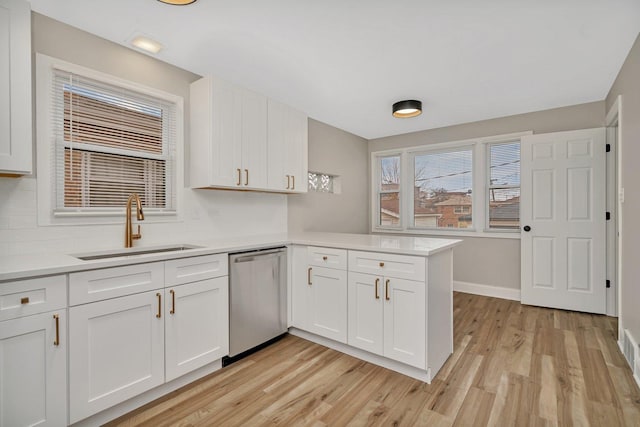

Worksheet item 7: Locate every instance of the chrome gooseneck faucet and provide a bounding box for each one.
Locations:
[125,193,145,248]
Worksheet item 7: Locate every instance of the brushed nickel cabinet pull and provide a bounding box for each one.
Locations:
[170,289,175,314]
[291,175,295,190]
[286,175,290,189]
[375,278,380,299]
[385,279,390,301]
[156,293,162,318]
[308,267,312,285]
[21,297,29,304]
[237,168,241,186]
[53,314,60,346]
[244,169,249,186]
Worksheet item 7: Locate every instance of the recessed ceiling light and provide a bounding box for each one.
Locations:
[131,36,163,54]
[157,0,197,5]
[392,100,422,118]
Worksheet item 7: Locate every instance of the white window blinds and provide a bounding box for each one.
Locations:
[49,68,177,214]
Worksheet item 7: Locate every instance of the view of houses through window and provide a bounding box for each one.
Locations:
[379,155,400,226]
[488,142,520,229]
[413,148,473,229]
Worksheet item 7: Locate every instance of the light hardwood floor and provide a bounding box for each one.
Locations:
[108,292,640,426]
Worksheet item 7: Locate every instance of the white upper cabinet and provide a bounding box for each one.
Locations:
[190,75,307,192]
[267,99,308,193]
[0,0,32,175]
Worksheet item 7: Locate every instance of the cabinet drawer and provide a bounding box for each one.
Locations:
[69,262,164,306]
[165,253,228,286]
[348,251,426,282]
[0,275,67,321]
[307,246,347,270]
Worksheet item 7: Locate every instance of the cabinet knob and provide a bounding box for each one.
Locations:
[322,256,328,261]
[20,297,29,304]
[379,262,385,267]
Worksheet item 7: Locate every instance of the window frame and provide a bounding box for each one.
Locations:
[36,53,184,226]
[371,132,531,239]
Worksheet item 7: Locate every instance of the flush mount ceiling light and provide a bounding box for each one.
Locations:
[157,0,197,5]
[131,36,163,54]
[392,100,422,118]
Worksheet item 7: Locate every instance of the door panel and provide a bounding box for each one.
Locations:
[0,310,67,427]
[69,291,164,423]
[383,278,425,369]
[308,266,347,343]
[521,128,606,313]
[347,272,383,355]
[165,277,228,381]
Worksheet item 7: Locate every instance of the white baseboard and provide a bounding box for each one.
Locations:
[453,281,521,301]
[620,330,640,391]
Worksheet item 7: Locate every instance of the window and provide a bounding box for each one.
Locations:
[377,155,401,227]
[36,54,182,224]
[371,132,528,237]
[488,142,520,230]
[413,148,473,229]
[308,172,334,193]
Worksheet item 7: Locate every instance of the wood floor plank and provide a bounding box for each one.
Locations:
[108,293,640,427]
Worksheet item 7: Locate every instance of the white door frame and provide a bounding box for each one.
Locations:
[606,95,623,332]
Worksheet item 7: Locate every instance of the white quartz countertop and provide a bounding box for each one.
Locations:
[0,232,461,282]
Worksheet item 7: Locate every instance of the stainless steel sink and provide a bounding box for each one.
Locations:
[72,244,204,261]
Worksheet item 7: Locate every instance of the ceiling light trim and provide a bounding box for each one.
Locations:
[392,100,422,118]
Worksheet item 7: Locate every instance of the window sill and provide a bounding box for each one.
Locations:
[371,227,521,240]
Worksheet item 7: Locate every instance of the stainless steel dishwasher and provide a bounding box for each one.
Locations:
[226,247,287,363]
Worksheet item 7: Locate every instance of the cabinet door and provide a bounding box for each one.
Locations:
[0,0,31,175]
[240,88,268,189]
[211,77,243,187]
[165,277,229,382]
[69,291,164,424]
[0,310,66,427]
[267,99,308,193]
[308,266,347,343]
[383,278,426,369]
[347,272,383,355]
[267,99,286,191]
[284,106,308,193]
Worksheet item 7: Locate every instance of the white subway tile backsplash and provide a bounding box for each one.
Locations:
[0,181,287,256]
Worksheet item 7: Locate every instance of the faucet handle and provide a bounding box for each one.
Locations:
[133,224,142,240]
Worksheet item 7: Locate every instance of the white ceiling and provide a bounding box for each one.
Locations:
[28,0,640,140]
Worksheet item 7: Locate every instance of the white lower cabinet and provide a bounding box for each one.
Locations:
[348,272,426,369]
[0,310,67,427]
[69,290,165,424]
[165,277,228,381]
[307,266,347,343]
[68,255,229,424]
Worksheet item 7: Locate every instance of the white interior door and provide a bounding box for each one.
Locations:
[521,128,606,314]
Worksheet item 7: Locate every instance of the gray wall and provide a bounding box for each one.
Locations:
[369,101,605,290]
[288,119,369,233]
[606,34,640,345]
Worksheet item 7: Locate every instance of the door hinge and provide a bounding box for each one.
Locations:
[606,212,611,221]
[606,143,611,152]
[606,279,611,288]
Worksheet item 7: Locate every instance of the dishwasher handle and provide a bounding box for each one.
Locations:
[232,248,286,263]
